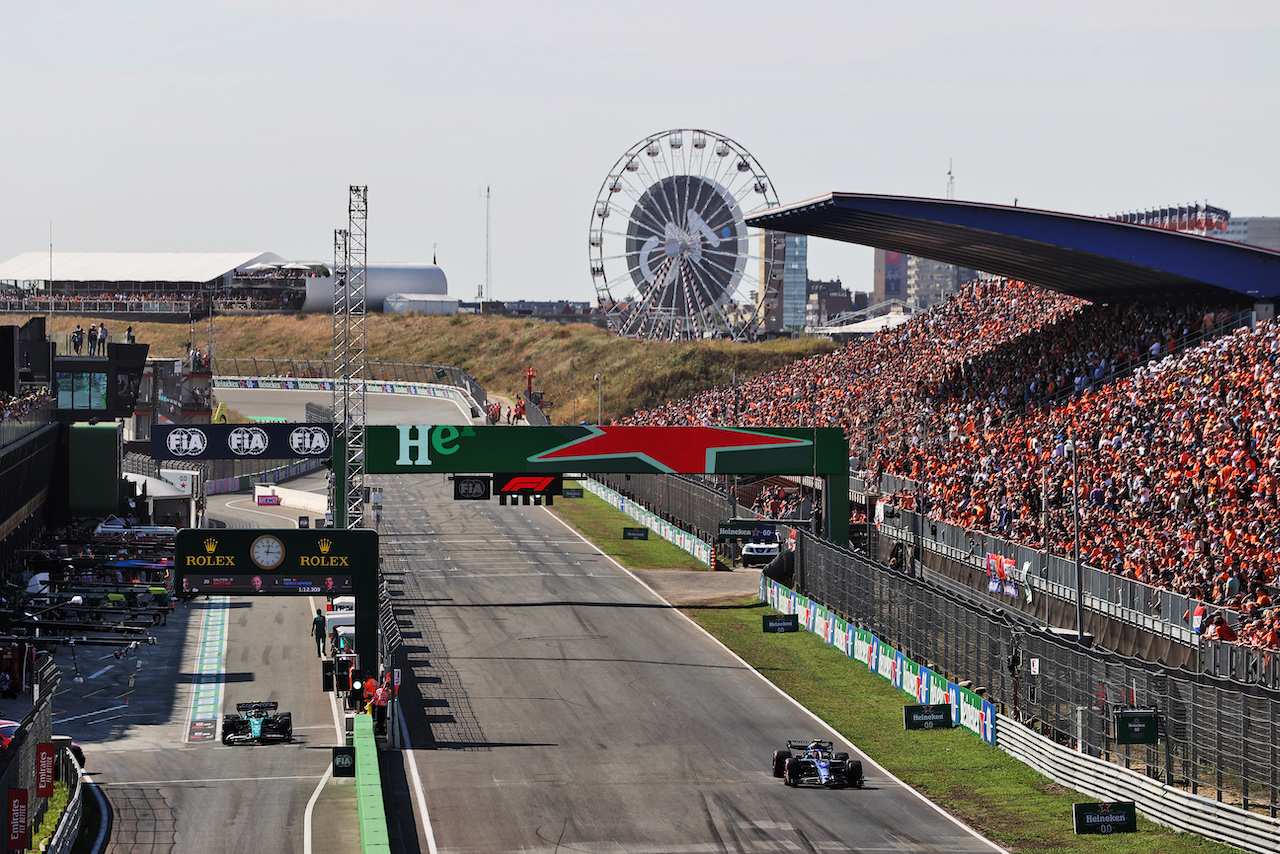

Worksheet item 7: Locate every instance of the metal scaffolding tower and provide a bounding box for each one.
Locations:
[332,185,368,528]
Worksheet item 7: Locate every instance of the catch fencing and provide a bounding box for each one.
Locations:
[601,470,1280,815]
[0,655,60,844]
[797,530,1280,815]
[865,488,1280,686]
[590,473,735,548]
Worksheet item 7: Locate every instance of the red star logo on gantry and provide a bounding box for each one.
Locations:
[528,426,812,473]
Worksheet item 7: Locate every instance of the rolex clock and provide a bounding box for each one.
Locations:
[250,534,285,570]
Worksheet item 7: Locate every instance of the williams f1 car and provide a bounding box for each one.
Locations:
[772,739,864,788]
[221,702,293,745]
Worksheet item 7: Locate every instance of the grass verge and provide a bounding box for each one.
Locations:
[686,599,1240,854]
[552,482,1245,854]
[549,482,706,570]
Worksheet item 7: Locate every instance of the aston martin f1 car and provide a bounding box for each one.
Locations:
[221,702,293,745]
[772,739,864,788]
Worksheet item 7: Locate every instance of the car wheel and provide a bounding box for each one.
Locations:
[772,749,789,778]
[784,757,801,787]
[847,759,863,787]
[834,751,849,762]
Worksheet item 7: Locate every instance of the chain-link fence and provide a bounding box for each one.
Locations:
[590,473,735,547]
[0,655,60,837]
[795,530,1280,814]
[594,471,1280,813]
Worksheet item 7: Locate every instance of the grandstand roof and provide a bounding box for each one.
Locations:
[746,194,1280,303]
[0,252,282,284]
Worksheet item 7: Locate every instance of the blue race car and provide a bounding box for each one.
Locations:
[221,702,293,745]
[772,739,863,788]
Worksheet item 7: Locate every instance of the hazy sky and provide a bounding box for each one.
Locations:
[2,1,1276,302]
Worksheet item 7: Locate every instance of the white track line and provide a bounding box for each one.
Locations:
[398,699,438,854]
[305,594,347,854]
[540,505,1013,854]
[99,774,323,786]
[303,764,333,854]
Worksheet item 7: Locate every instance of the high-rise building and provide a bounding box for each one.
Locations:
[873,248,976,308]
[1219,217,1280,252]
[781,234,808,330]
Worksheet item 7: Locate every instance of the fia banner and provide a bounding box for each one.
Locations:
[152,423,333,460]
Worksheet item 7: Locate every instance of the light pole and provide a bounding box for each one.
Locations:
[594,373,603,425]
[1065,438,1084,643]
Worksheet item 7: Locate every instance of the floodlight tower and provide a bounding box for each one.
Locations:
[332,185,369,528]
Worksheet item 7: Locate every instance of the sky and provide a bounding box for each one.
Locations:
[1,1,1277,303]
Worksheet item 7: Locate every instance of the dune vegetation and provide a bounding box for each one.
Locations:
[4,312,834,422]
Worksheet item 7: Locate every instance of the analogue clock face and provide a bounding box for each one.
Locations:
[250,535,285,570]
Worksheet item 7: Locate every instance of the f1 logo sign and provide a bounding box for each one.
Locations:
[493,474,563,496]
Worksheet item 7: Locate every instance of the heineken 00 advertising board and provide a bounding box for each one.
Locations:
[1072,802,1137,834]
[903,704,954,730]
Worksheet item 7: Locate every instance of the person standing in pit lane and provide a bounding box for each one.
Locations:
[311,609,327,657]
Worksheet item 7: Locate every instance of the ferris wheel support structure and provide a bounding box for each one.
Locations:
[589,129,784,342]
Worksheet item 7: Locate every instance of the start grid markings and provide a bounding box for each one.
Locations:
[185,597,230,742]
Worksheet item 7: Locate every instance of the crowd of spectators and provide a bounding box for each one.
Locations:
[0,294,197,317]
[623,278,1277,651]
[748,484,806,520]
[0,388,51,422]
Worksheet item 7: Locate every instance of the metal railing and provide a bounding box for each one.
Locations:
[0,405,55,447]
[587,470,1280,812]
[0,297,198,315]
[213,357,488,411]
[998,712,1279,854]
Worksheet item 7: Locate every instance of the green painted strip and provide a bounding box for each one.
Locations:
[186,598,230,741]
[352,715,391,853]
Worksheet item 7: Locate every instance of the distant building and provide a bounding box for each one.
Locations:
[1219,217,1280,252]
[805,277,860,327]
[780,234,809,331]
[872,248,976,309]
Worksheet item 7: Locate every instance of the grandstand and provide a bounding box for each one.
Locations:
[628,196,1280,660]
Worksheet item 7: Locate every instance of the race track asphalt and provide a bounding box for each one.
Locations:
[381,474,1005,854]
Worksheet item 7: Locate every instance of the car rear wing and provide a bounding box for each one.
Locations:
[787,739,833,751]
[236,701,279,713]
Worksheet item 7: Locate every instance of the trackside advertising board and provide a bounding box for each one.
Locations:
[761,576,997,746]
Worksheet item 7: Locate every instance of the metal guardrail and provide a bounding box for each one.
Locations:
[213,357,489,412]
[46,746,84,854]
[997,712,1280,854]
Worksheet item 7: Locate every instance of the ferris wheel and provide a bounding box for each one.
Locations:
[589,129,784,341]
